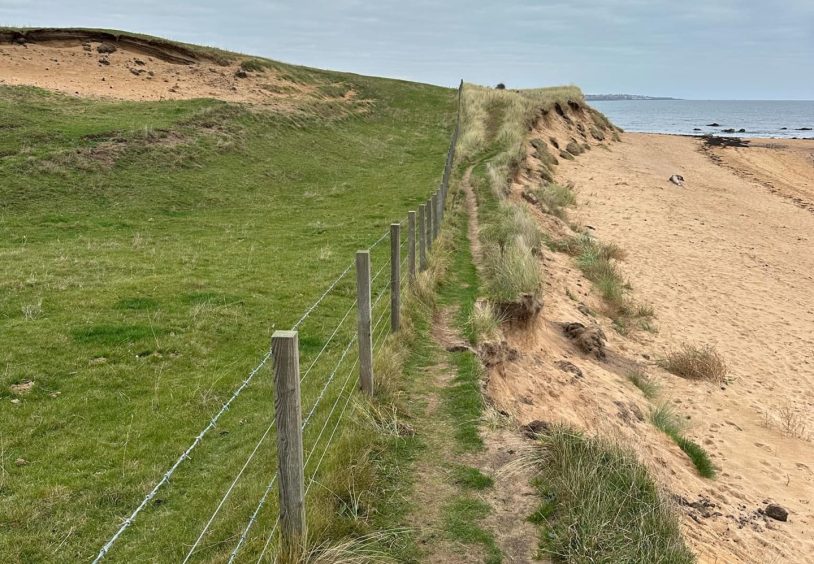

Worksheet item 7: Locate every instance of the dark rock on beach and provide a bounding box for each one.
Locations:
[797,127,812,131]
[706,122,720,127]
[703,135,749,148]
[764,504,789,522]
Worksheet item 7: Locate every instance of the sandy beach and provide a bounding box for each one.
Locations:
[495,131,814,562]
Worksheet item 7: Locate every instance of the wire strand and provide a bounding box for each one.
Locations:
[300,299,356,385]
[182,414,277,563]
[301,333,358,430]
[92,349,272,563]
[292,261,353,330]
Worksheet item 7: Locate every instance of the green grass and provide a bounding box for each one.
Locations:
[443,496,503,564]
[626,368,660,399]
[0,50,456,561]
[550,232,654,333]
[650,405,716,478]
[451,465,494,490]
[532,426,695,563]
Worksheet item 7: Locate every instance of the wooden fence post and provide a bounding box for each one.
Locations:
[418,204,427,271]
[408,211,416,283]
[272,330,306,561]
[432,192,440,239]
[355,251,373,395]
[426,197,433,248]
[390,223,400,332]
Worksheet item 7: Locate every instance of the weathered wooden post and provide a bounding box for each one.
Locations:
[431,192,440,240]
[426,197,434,248]
[355,251,373,395]
[390,223,400,332]
[407,211,416,283]
[272,330,305,561]
[418,204,427,271]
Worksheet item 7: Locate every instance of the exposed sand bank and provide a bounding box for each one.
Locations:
[0,37,345,109]
[488,128,813,562]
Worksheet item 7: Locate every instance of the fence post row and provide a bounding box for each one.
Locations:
[355,251,374,395]
[390,224,401,332]
[418,204,427,271]
[271,330,306,561]
[407,211,416,283]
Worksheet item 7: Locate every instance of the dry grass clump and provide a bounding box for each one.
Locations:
[480,203,544,254]
[534,182,575,219]
[761,403,810,441]
[482,238,541,303]
[466,301,503,345]
[659,344,727,383]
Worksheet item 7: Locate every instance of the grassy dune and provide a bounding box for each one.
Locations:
[0,52,455,561]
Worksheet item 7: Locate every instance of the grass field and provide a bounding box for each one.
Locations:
[0,54,456,561]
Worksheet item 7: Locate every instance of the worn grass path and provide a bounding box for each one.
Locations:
[402,180,538,563]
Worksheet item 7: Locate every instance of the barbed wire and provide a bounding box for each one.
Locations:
[182,413,277,563]
[292,261,353,330]
[91,349,272,563]
[255,357,359,563]
[301,333,358,430]
[303,361,360,497]
[228,339,359,563]
[300,299,356,385]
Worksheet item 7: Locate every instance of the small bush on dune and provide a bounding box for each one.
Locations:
[660,344,727,383]
[532,426,694,563]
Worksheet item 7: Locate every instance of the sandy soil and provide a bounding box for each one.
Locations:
[484,111,813,563]
[0,40,342,109]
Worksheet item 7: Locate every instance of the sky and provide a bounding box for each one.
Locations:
[2,0,813,99]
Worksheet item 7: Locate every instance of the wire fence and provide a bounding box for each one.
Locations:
[92,80,463,563]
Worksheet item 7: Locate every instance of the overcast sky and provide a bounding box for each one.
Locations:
[2,0,813,99]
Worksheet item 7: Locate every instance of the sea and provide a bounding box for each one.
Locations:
[588,100,814,139]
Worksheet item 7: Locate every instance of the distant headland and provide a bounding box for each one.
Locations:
[586,94,680,101]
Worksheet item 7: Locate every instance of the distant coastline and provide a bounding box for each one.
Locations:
[586,94,680,101]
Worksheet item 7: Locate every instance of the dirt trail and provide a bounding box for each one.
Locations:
[461,166,483,272]
[547,132,814,562]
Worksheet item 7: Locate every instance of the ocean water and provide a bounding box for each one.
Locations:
[589,100,814,139]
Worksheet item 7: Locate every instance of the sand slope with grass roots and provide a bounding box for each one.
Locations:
[546,132,814,562]
[0,31,358,110]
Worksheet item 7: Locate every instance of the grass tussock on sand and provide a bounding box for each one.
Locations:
[550,232,654,334]
[651,404,716,479]
[529,427,694,563]
[660,344,728,383]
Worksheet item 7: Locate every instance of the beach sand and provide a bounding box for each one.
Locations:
[557,133,814,562]
[485,129,813,563]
